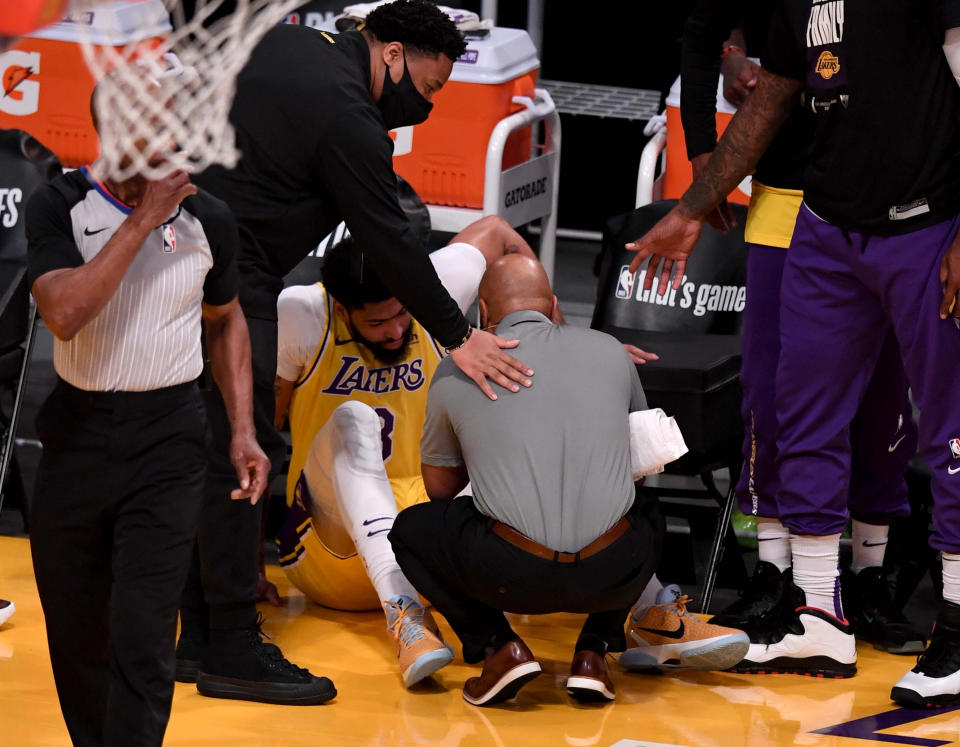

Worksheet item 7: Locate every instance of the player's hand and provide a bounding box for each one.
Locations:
[625,206,703,296]
[131,169,197,228]
[448,327,534,402]
[939,228,960,319]
[257,569,282,606]
[229,431,271,505]
[624,344,659,365]
[691,153,736,234]
[721,50,759,107]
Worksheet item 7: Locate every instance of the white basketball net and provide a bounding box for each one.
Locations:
[78,0,304,181]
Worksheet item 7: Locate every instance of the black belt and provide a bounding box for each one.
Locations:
[55,377,198,412]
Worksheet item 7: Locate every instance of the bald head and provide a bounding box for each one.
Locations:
[478,254,556,328]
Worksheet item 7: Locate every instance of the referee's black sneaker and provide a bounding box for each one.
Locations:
[841,566,927,655]
[708,560,785,629]
[196,618,336,705]
[891,600,960,707]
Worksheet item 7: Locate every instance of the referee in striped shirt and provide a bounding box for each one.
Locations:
[24,135,275,742]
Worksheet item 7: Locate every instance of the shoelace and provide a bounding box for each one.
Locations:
[386,600,427,646]
[665,594,694,618]
[248,613,311,676]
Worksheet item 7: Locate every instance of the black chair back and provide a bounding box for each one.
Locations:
[0,129,61,263]
[592,200,748,335]
[0,262,27,360]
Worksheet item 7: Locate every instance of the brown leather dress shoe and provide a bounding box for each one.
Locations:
[462,639,542,706]
[566,650,616,702]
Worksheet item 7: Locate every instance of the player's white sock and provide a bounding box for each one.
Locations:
[790,533,843,618]
[306,401,420,606]
[633,574,664,612]
[851,520,888,574]
[942,552,960,605]
[756,517,791,572]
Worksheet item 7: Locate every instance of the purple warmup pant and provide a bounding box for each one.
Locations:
[735,242,916,524]
[776,204,960,551]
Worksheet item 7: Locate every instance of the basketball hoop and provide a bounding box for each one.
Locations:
[76,0,303,181]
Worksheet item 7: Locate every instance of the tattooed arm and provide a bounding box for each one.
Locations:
[627,68,803,293]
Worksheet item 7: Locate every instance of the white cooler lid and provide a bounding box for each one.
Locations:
[315,16,539,85]
[452,27,539,85]
[27,0,171,45]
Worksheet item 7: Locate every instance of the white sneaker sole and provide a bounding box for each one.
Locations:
[462,661,542,706]
[566,675,615,701]
[620,633,750,672]
[0,602,14,627]
[403,646,455,688]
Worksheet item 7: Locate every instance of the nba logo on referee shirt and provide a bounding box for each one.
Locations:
[162,224,176,253]
[950,439,960,460]
[616,266,635,299]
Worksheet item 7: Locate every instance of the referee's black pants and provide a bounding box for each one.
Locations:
[390,494,663,664]
[180,314,286,635]
[30,379,206,747]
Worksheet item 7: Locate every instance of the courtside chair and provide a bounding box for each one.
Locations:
[592,200,749,613]
[0,130,60,527]
[0,263,37,525]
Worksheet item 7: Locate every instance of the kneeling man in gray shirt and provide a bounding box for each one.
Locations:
[389,255,663,707]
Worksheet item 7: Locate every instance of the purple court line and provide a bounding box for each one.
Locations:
[813,705,960,746]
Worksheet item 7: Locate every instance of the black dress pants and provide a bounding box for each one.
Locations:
[390,494,664,664]
[30,380,206,747]
[180,314,286,633]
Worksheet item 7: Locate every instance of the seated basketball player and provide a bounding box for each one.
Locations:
[389,255,667,706]
[273,216,549,688]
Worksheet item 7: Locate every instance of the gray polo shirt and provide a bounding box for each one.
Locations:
[420,310,647,553]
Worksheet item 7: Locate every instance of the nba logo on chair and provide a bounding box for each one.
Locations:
[615,266,635,300]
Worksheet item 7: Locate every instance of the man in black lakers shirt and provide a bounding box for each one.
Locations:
[628,0,960,706]
[181,0,534,704]
[681,0,924,658]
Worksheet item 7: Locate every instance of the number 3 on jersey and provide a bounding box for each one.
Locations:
[374,406,395,462]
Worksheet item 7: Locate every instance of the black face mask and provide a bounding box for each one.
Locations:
[376,53,434,129]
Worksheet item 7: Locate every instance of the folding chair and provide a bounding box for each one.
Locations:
[592,199,749,613]
[0,262,38,519]
[0,129,61,522]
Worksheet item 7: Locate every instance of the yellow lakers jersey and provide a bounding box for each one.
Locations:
[285,283,445,506]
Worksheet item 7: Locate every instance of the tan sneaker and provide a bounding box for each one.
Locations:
[384,595,454,688]
[621,584,749,672]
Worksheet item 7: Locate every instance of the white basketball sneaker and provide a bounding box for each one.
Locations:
[732,574,857,678]
[891,600,960,707]
[0,599,13,627]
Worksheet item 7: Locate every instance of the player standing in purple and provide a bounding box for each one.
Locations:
[681,0,924,655]
[628,0,960,705]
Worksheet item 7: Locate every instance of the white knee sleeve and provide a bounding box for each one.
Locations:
[306,401,419,606]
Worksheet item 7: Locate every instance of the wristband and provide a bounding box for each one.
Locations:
[444,325,473,353]
[721,44,745,60]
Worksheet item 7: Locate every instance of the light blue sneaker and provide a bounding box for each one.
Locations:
[384,595,455,688]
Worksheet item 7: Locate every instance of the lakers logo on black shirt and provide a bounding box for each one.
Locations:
[815,50,840,80]
[805,0,847,108]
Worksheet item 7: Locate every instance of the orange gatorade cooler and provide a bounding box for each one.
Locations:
[391,26,540,208]
[662,74,750,206]
[0,1,169,168]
